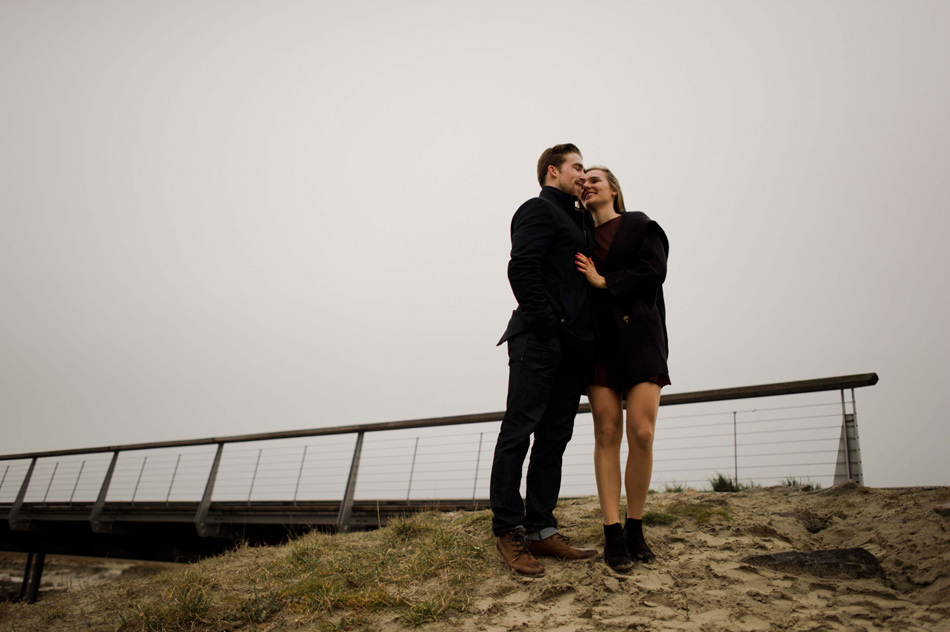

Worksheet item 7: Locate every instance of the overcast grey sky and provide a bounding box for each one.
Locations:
[1,0,948,487]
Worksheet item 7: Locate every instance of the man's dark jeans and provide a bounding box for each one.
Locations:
[490,328,583,537]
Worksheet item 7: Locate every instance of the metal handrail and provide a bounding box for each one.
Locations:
[0,373,878,462]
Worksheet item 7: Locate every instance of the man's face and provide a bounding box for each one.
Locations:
[551,153,586,197]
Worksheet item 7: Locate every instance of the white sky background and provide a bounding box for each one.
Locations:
[1,0,948,487]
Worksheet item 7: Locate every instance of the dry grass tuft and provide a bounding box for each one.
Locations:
[103,510,494,630]
[278,511,492,626]
[709,472,753,492]
[119,567,213,631]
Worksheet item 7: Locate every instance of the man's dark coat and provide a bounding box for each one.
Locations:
[498,186,594,355]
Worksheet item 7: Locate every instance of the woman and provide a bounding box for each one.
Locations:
[574,166,670,571]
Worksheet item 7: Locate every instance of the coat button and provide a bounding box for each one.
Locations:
[622,315,630,323]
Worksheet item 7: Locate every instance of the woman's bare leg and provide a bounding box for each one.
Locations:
[589,385,624,525]
[624,382,661,520]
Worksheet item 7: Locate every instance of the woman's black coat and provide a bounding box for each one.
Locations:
[589,211,670,389]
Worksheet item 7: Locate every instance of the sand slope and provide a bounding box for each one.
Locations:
[442,484,950,632]
[1,483,948,631]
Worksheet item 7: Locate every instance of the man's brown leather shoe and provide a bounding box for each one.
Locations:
[528,533,597,560]
[496,529,545,576]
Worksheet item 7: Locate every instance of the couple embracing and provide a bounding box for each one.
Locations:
[490,143,670,575]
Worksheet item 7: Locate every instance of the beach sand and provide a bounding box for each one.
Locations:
[1,483,948,631]
[445,483,950,631]
[0,552,173,602]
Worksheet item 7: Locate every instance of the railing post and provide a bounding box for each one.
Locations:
[248,449,263,504]
[293,446,308,505]
[732,411,738,483]
[406,437,419,501]
[472,432,484,501]
[833,389,864,485]
[42,462,59,504]
[195,443,225,537]
[337,432,365,532]
[131,456,147,504]
[69,460,86,504]
[166,454,181,504]
[90,451,119,533]
[8,458,37,530]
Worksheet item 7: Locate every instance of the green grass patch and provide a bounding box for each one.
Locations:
[111,510,494,630]
[644,499,730,526]
[782,477,823,492]
[709,473,755,492]
[319,615,373,631]
[643,511,679,526]
[234,585,281,624]
[670,500,730,524]
[400,593,462,627]
[387,512,438,541]
[119,567,213,631]
[277,511,491,624]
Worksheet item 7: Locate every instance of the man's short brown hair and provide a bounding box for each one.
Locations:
[537,143,581,187]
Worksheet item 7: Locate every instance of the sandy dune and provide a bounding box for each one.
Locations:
[438,484,950,631]
[1,483,948,631]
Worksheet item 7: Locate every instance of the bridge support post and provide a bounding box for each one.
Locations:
[18,551,46,604]
[195,443,225,537]
[8,457,37,530]
[90,451,119,533]
[833,388,864,485]
[337,432,365,532]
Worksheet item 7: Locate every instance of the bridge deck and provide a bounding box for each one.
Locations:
[0,499,487,563]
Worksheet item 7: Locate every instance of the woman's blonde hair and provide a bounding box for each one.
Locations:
[585,165,626,214]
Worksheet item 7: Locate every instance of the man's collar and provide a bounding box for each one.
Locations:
[540,185,579,210]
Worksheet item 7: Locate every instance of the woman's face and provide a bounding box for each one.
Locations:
[582,170,617,208]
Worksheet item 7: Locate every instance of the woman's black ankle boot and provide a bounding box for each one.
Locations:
[603,523,634,571]
[624,517,656,563]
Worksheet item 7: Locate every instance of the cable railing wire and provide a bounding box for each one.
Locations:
[0,375,874,517]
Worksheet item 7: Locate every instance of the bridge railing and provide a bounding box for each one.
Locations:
[1,373,877,534]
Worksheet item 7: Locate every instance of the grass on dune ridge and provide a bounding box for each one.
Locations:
[0,495,733,631]
[113,510,496,631]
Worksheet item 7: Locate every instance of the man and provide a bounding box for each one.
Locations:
[490,143,597,576]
